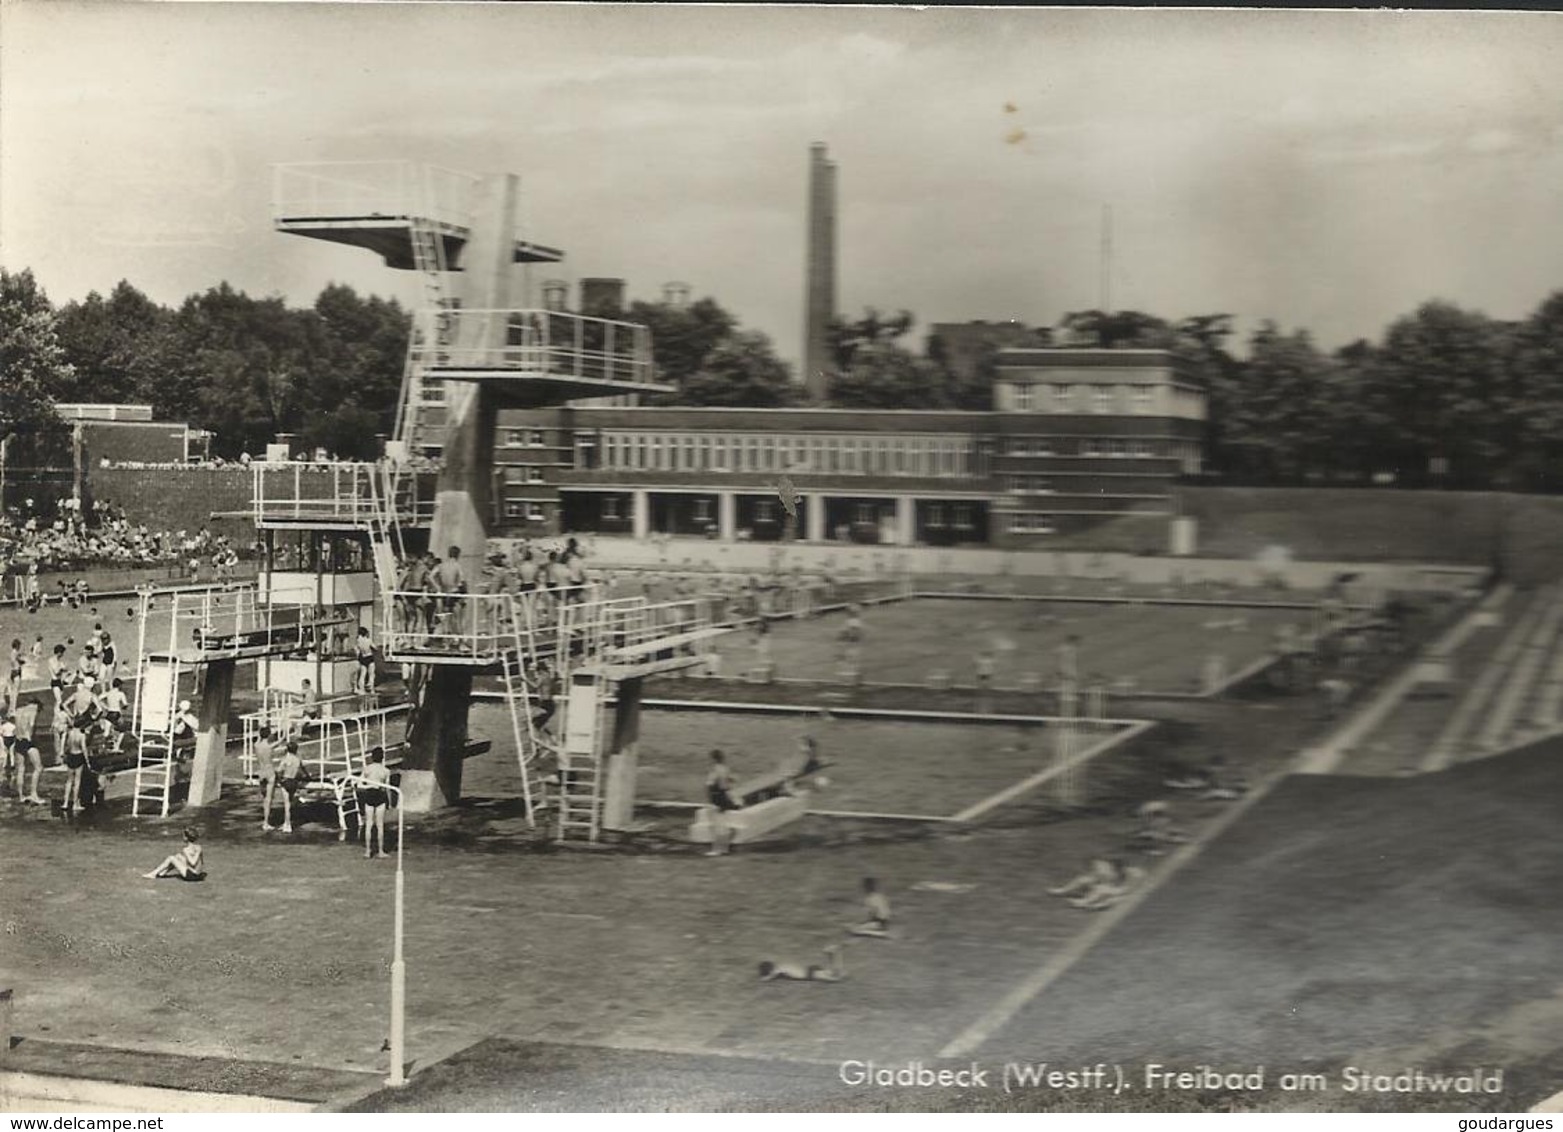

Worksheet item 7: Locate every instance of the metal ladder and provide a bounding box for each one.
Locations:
[131,654,183,818]
[497,643,544,828]
[556,668,609,842]
[394,211,452,453]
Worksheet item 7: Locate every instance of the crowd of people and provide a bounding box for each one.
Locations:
[1,498,247,597]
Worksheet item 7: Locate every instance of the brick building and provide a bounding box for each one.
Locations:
[489,348,1206,548]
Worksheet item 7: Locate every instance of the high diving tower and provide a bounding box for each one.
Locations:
[270,162,711,829]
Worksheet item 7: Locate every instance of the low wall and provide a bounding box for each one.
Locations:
[87,465,255,531]
[536,536,1485,595]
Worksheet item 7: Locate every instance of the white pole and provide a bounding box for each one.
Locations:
[384,782,408,1086]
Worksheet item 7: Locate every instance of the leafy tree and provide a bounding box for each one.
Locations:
[1507,291,1563,490]
[312,283,410,433]
[830,342,952,409]
[1058,309,1174,349]
[1361,301,1515,487]
[299,403,385,462]
[1223,322,1336,481]
[0,268,72,463]
[625,297,737,399]
[826,307,915,371]
[678,330,799,407]
[54,280,169,406]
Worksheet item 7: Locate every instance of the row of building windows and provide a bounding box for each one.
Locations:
[1009,383,1160,415]
[1005,438,1165,459]
[593,432,979,478]
[924,503,975,529]
[503,502,547,521]
[502,465,547,484]
[1007,513,1058,534]
[503,429,549,448]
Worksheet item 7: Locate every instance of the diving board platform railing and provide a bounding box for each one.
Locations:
[252,461,432,529]
[138,583,354,664]
[409,308,665,393]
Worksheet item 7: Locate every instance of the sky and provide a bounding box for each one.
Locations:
[3,3,1562,367]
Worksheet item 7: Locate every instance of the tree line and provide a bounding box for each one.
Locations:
[3,267,1561,489]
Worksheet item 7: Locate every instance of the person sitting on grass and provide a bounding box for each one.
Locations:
[144,827,206,881]
[848,877,893,938]
[358,747,392,860]
[758,944,846,983]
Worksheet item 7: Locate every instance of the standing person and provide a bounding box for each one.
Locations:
[528,660,559,738]
[46,644,68,711]
[19,742,45,806]
[61,719,89,813]
[516,549,539,594]
[98,632,117,687]
[99,679,130,749]
[352,626,376,696]
[4,640,21,715]
[397,555,428,635]
[358,746,392,859]
[705,749,739,812]
[254,726,284,830]
[143,827,206,880]
[0,709,17,798]
[78,644,101,689]
[1058,634,1082,685]
[432,546,468,636]
[268,740,306,833]
[564,548,588,603]
[543,550,567,597]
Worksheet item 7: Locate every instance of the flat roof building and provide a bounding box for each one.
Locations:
[488,347,1205,549]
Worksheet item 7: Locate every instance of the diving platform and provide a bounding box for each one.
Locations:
[411,308,670,402]
[271,162,563,269]
[252,462,431,530]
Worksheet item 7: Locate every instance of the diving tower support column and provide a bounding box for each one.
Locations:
[187,658,236,808]
[405,173,518,812]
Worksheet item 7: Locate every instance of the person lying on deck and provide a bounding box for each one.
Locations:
[1164,755,1247,800]
[1047,857,1145,911]
[1129,801,1190,856]
[758,945,846,983]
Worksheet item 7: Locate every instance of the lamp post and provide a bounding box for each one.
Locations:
[346,775,408,1087]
